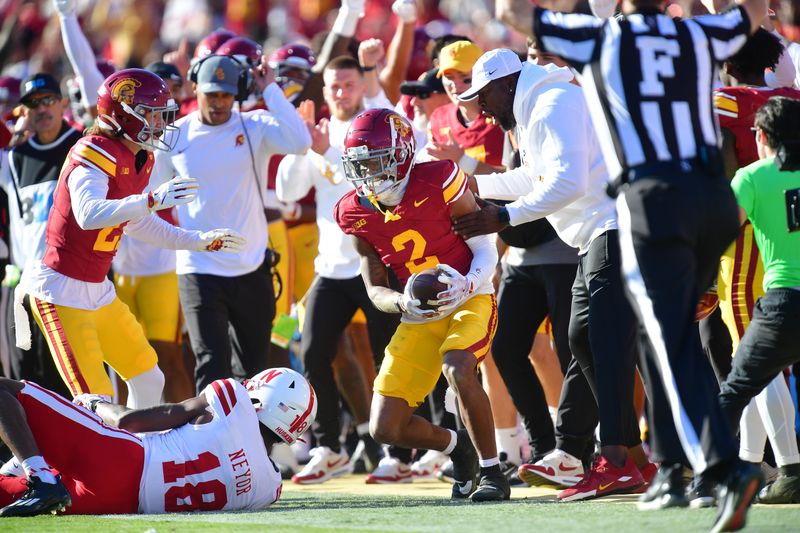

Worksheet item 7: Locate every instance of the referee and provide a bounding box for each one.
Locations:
[498,0,768,528]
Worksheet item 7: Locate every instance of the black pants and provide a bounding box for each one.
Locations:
[492,262,587,459]
[6,292,70,397]
[699,306,733,385]
[616,172,740,473]
[301,275,399,450]
[569,230,641,449]
[719,289,800,428]
[179,262,275,393]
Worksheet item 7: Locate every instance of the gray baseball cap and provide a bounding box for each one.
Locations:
[195,55,240,95]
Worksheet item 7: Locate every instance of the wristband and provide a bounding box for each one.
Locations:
[88,398,107,413]
[457,154,479,176]
[361,65,376,72]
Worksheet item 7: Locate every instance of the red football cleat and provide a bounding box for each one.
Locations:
[558,455,645,502]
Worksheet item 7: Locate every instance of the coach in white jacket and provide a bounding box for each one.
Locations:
[150,55,311,392]
[453,49,648,500]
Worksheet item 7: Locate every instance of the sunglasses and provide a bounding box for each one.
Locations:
[23,95,58,109]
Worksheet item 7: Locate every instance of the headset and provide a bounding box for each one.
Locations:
[187,54,253,102]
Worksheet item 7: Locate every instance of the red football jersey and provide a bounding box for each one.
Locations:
[334,160,472,286]
[428,103,505,166]
[43,135,153,283]
[714,86,800,167]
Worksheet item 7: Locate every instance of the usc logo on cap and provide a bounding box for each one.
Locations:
[215,67,225,80]
[111,78,142,105]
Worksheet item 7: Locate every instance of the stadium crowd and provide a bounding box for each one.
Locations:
[0,0,798,530]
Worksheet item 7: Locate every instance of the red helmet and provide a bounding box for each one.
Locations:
[268,43,316,103]
[216,37,263,67]
[194,29,237,59]
[0,76,21,106]
[96,69,178,152]
[343,109,416,200]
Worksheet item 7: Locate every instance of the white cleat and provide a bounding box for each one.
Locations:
[518,449,584,488]
[291,447,352,484]
[411,450,449,479]
[366,457,413,484]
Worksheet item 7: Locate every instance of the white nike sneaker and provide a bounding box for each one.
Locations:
[291,447,352,484]
[411,450,448,479]
[0,457,22,477]
[366,457,413,484]
[518,449,584,488]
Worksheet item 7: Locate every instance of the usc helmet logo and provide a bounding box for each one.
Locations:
[386,113,410,138]
[110,78,142,105]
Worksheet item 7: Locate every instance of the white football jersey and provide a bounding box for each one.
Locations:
[138,379,282,514]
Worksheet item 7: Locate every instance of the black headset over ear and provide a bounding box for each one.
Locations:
[187,54,253,102]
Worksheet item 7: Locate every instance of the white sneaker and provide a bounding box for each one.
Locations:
[0,457,22,477]
[411,450,448,479]
[365,457,413,484]
[291,447,352,484]
[518,449,584,488]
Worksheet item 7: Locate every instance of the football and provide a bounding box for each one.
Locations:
[410,267,450,310]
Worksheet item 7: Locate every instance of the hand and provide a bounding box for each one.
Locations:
[196,228,247,252]
[163,39,191,83]
[73,393,110,412]
[588,0,617,20]
[341,0,366,16]
[278,202,301,222]
[452,199,508,239]
[53,0,75,16]
[149,176,199,211]
[309,118,330,155]
[392,0,417,23]
[358,38,385,70]
[252,56,274,94]
[432,264,474,312]
[297,99,316,127]
[401,273,440,319]
[427,131,464,163]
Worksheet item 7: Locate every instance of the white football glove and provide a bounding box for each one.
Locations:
[588,0,617,19]
[149,176,199,212]
[433,264,476,313]
[400,272,440,320]
[392,0,417,23]
[196,228,247,253]
[53,0,75,16]
[73,393,111,412]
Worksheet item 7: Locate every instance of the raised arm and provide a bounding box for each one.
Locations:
[379,0,418,104]
[496,0,535,38]
[53,0,105,113]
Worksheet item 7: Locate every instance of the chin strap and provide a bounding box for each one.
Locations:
[368,194,401,222]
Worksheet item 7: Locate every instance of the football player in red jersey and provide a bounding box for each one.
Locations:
[15,69,245,410]
[334,109,508,502]
[0,367,315,517]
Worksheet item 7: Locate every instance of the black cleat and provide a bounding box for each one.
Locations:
[358,434,385,473]
[687,473,718,509]
[471,472,511,502]
[449,429,478,499]
[0,476,71,517]
[498,452,524,487]
[755,467,800,504]
[710,461,764,533]
[637,463,689,510]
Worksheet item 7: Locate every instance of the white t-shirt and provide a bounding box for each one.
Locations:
[138,378,282,514]
[151,83,312,277]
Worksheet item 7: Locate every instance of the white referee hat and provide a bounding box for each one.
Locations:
[459,48,522,102]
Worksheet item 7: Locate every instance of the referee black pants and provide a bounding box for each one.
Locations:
[301,275,399,451]
[492,262,591,460]
[568,230,641,449]
[719,289,800,428]
[616,172,740,473]
[179,260,275,393]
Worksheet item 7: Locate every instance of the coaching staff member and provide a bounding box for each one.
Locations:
[151,55,311,392]
[498,0,768,529]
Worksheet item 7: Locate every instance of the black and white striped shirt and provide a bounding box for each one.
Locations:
[532,6,751,180]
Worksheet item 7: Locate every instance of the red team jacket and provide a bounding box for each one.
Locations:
[43,135,153,283]
[428,104,505,167]
[334,160,472,285]
[714,86,800,166]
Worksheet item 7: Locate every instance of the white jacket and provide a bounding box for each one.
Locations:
[476,63,617,254]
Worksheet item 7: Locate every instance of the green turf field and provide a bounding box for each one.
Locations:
[2,476,798,532]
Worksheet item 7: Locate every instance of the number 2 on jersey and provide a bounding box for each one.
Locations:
[391,229,440,275]
[161,451,227,511]
[93,224,124,252]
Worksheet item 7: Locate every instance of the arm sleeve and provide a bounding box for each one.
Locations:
[730,166,755,218]
[257,83,312,155]
[692,5,751,62]
[68,166,150,230]
[0,150,11,192]
[276,154,316,203]
[475,167,534,201]
[123,212,200,250]
[532,7,604,70]
[464,233,498,290]
[58,14,105,108]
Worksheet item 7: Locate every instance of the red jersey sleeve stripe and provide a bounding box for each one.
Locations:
[222,379,238,410]
[211,381,231,415]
